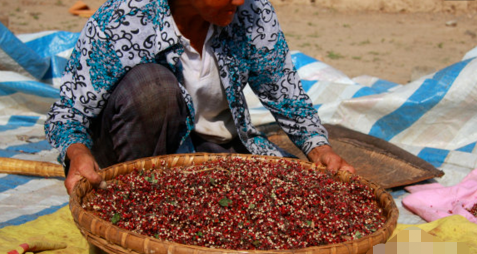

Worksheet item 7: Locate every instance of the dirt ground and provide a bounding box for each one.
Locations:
[1,0,476,84]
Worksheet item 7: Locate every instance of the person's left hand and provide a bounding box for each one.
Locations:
[307,145,355,174]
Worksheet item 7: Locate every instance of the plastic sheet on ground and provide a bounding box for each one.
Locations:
[402,168,477,224]
[0,206,95,254]
[1,25,477,231]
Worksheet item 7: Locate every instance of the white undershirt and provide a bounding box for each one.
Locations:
[176,24,237,144]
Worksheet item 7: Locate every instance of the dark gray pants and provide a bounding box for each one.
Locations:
[91,63,248,168]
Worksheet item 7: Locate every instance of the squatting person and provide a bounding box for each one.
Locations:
[44,0,355,194]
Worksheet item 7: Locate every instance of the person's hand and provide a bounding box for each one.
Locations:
[64,143,103,195]
[307,145,355,174]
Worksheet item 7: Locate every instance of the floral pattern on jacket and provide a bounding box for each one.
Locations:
[44,0,329,165]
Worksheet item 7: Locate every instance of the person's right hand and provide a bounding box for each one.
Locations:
[64,143,103,195]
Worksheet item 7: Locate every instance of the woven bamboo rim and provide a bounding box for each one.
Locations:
[0,157,64,177]
[70,153,399,254]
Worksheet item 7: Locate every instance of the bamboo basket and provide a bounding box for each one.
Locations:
[70,153,399,254]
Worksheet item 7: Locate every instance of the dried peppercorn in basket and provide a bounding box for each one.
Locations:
[69,153,399,254]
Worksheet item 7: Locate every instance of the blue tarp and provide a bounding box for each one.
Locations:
[1,26,477,227]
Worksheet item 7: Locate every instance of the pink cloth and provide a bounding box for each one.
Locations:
[402,168,477,224]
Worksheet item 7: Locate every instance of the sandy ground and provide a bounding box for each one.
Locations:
[0,0,476,84]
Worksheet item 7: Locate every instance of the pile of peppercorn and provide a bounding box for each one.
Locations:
[84,157,386,250]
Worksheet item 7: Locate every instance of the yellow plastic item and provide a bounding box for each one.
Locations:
[386,215,477,253]
[0,206,99,254]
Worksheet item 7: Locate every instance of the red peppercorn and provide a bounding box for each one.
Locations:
[84,157,386,250]
[467,203,477,217]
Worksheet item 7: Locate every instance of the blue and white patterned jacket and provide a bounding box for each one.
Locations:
[44,0,329,165]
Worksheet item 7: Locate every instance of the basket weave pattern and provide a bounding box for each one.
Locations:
[70,153,399,254]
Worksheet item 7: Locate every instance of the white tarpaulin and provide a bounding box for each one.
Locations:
[1,23,477,228]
